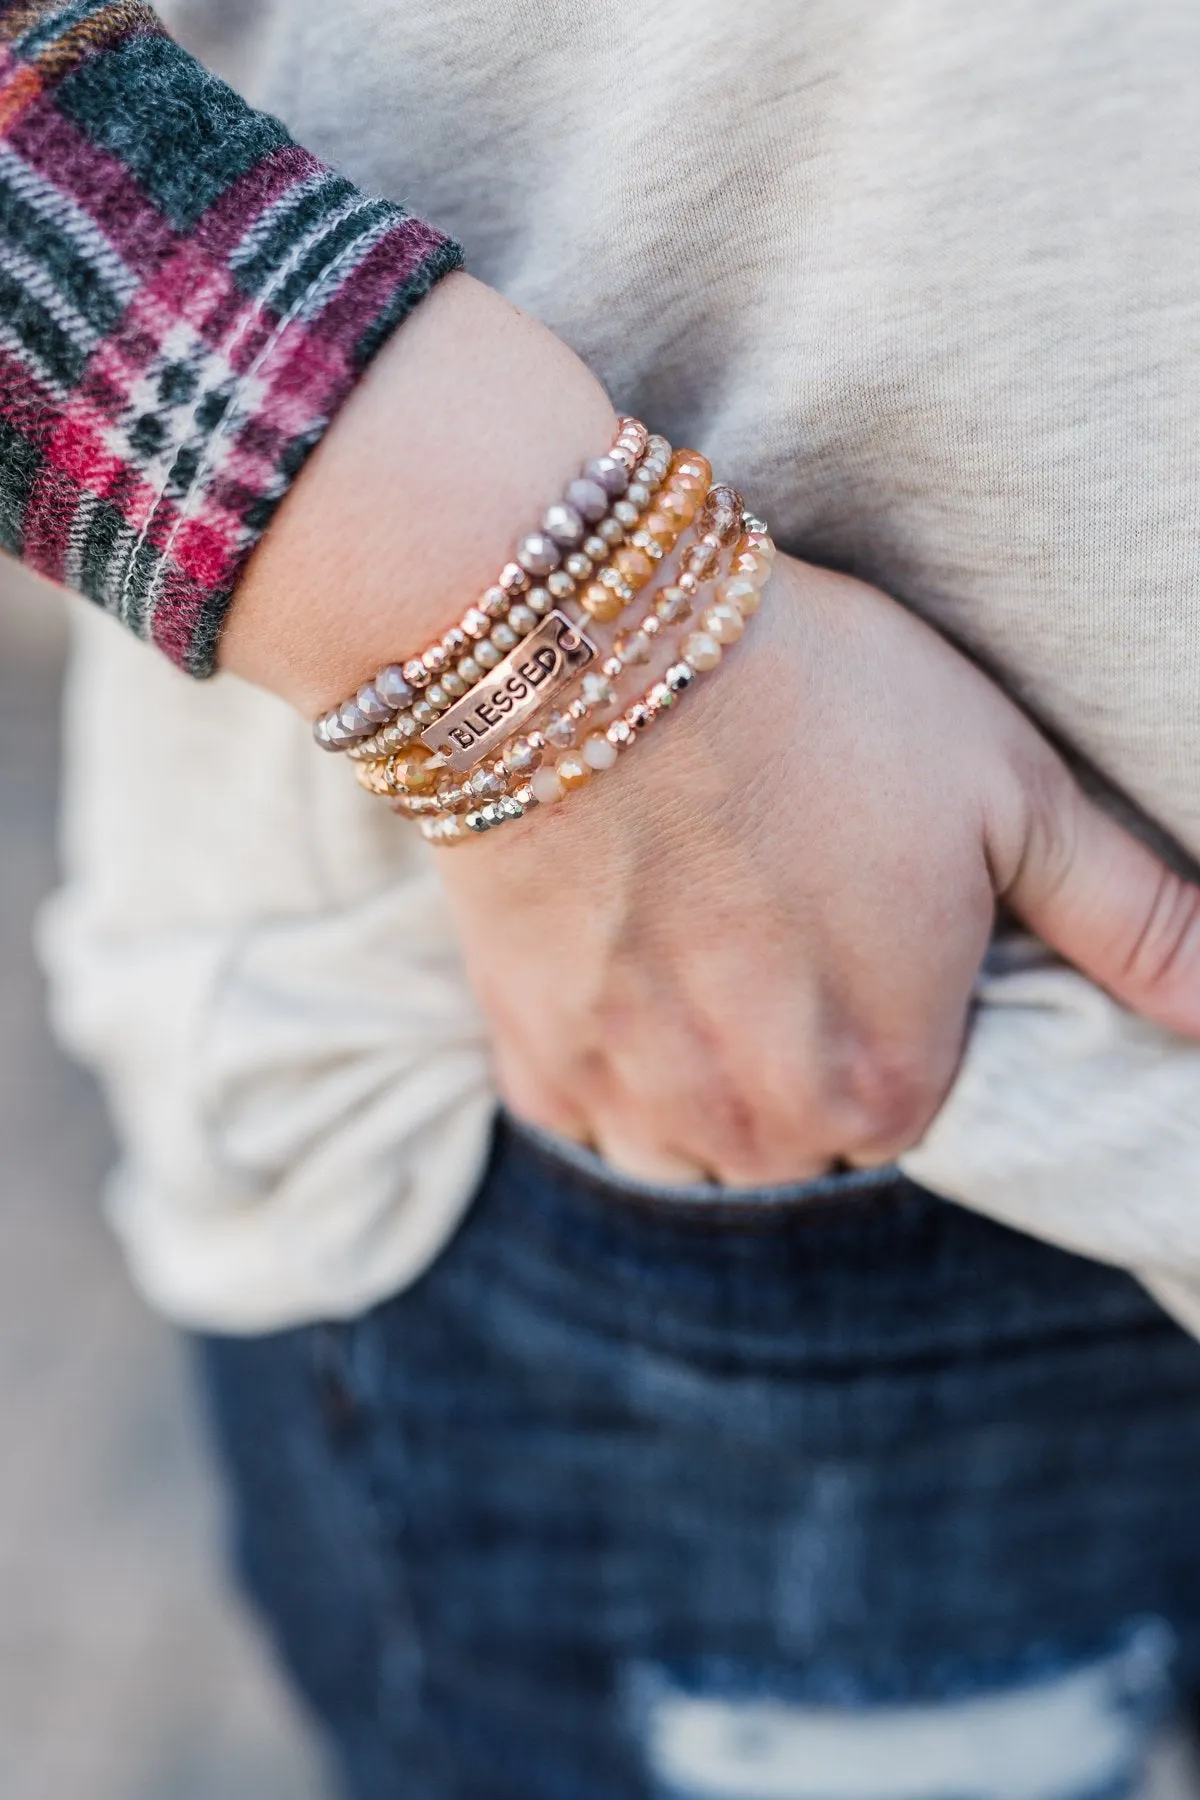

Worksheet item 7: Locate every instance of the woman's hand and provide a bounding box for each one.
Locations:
[436,552,1200,1185]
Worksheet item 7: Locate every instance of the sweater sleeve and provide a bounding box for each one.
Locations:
[0,1,462,676]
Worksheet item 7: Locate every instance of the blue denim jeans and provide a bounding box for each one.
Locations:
[196,1116,1200,1800]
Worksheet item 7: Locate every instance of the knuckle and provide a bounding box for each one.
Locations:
[832,1035,950,1156]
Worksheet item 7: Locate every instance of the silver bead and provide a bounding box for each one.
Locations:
[547,569,575,599]
[582,535,609,563]
[458,655,482,685]
[441,670,466,699]
[411,699,436,727]
[564,552,593,581]
[490,621,518,653]
[612,499,639,528]
[503,736,542,774]
[498,796,524,820]
[507,604,537,635]
[469,766,506,799]
[597,516,625,546]
[517,532,561,577]
[475,640,502,670]
[543,501,586,548]
[625,482,650,510]
[425,683,448,711]
[526,587,553,616]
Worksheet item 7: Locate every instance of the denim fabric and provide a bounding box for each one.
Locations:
[196,1116,1200,1800]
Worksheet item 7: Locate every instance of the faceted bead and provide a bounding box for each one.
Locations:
[607,719,635,750]
[357,682,393,724]
[530,766,566,805]
[584,455,629,497]
[613,546,654,588]
[517,532,560,577]
[582,535,610,563]
[441,626,467,657]
[565,477,610,523]
[682,630,723,673]
[490,621,518,653]
[654,585,693,624]
[665,662,696,693]
[475,640,502,670]
[394,749,437,793]
[671,452,712,487]
[612,499,640,528]
[507,603,537,635]
[422,643,449,676]
[325,715,352,748]
[581,671,617,709]
[482,586,509,618]
[625,482,650,509]
[457,655,482,686]
[526,587,553,616]
[555,751,591,792]
[717,576,763,617]
[393,712,418,741]
[468,766,506,799]
[596,516,625,546]
[425,683,449,711]
[582,731,618,771]
[657,488,699,527]
[463,607,491,639]
[411,699,436,727]
[701,601,745,645]
[580,582,624,623]
[701,503,743,548]
[647,681,676,712]
[564,552,593,581]
[402,658,430,689]
[683,542,720,580]
[740,530,776,561]
[547,569,575,599]
[440,669,466,699]
[625,700,653,731]
[545,710,577,749]
[614,627,652,665]
[499,561,530,594]
[339,701,369,737]
[376,664,413,709]
[503,736,543,774]
[543,501,586,548]
[643,512,679,549]
[728,551,771,585]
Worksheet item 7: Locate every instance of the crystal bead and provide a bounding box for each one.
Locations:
[475,640,502,670]
[671,451,712,487]
[565,477,609,523]
[545,710,577,749]
[393,712,418,741]
[441,626,467,656]
[482,586,509,619]
[518,532,561,577]
[555,751,591,792]
[530,766,566,805]
[580,583,623,623]
[625,700,653,731]
[728,552,771,586]
[654,586,692,624]
[507,603,537,635]
[394,749,437,793]
[526,587,553,616]
[647,681,676,712]
[701,601,745,645]
[377,664,413,709]
[717,576,764,617]
[740,530,775,561]
[469,766,506,799]
[584,455,629,497]
[582,732,618,771]
[683,542,720,580]
[658,488,699,527]
[614,546,653,589]
[581,672,616,709]
[339,701,369,737]
[356,682,392,724]
[490,621,518,653]
[457,656,482,686]
[503,736,542,774]
[543,501,585,548]
[682,630,723,673]
[614,628,651,665]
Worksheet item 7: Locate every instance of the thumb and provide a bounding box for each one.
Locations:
[1000,757,1200,1038]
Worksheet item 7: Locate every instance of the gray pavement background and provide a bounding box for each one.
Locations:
[0,576,333,1800]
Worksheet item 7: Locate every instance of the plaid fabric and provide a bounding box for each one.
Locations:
[0,1,462,675]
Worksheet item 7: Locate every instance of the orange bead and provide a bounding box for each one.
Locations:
[392,748,437,793]
[555,751,592,792]
[613,545,654,588]
[657,487,699,527]
[671,451,712,488]
[643,511,680,549]
[580,582,624,623]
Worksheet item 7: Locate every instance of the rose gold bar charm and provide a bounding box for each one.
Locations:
[420,611,597,771]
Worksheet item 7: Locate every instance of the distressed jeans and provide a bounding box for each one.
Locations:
[196,1116,1200,1800]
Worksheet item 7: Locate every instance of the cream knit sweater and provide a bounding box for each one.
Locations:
[41,0,1200,1331]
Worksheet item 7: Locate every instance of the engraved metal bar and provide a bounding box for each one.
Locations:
[420,611,597,771]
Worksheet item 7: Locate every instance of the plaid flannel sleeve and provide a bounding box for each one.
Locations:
[0,2,462,676]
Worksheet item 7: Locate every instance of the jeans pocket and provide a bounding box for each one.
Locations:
[501,1108,904,1222]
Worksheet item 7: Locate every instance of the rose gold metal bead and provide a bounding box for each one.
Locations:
[601,656,623,680]
[647,681,676,712]
[422,644,449,676]
[641,614,661,636]
[499,562,530,594]
[606,719,635,750]
[441,626,467,657]
[625,701,653,731]
[567,697,589,720]
[402,658,429,689]
[463,607,491,640]
[482,586,509,618]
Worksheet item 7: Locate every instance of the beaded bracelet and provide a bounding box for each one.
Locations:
[314,417,655,752]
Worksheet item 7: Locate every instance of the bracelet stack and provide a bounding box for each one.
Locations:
[313,418,775,847]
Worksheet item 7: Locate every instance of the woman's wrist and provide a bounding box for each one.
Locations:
[219,272,617,713]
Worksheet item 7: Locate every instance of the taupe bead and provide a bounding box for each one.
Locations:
[357,683,393,724]
[411,698,437,727]
[458,655,482,685]
[564,552,594,581]
[582,535,609,563]
[517,532,561,577]
[441,670,467,699]
[507,603,538,635]
[597,517,625,546]
[547,569,575,599]
[475,640,502,670]
[612,499,639,528]
[543,501,586,548]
